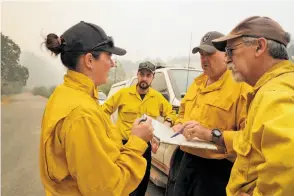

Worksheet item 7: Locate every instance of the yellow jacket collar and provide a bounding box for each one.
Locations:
[254,60,294,92]
[198,69,230,93]
[129,84,156,97]
[64,70,98,99]
[194,73,208,86]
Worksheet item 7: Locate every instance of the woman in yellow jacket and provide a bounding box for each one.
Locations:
[40,21,154,196]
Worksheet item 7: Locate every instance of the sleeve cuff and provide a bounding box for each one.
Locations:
[223,131,239,158]
[175,119,184,125]
[124,135,148,154]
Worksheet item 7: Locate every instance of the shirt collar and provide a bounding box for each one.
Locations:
[129,84,156,97]
[199,69,230,93]
[64,70,98,99]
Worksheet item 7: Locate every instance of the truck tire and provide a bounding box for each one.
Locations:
[165,147,184,196]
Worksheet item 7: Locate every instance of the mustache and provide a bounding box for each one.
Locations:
[138,81,150,89]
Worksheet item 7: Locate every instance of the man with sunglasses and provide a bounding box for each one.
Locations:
[170,31,252,196]
[182,16,294,196]
[213,16,294,196]
[102,61,176,196]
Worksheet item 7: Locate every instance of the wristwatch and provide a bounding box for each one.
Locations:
[165,118,173,125]
[211,128,222,143]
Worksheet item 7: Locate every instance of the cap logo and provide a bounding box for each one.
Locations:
[202,34,211,43]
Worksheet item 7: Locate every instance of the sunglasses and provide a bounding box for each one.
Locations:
[63,36,114,53]
[225,42,245,57]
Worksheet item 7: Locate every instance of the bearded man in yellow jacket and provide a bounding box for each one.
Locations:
[102,61,176,196]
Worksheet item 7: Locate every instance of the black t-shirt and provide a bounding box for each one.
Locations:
[140,94,146,100]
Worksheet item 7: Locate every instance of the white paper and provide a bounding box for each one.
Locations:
[151,118,218,150]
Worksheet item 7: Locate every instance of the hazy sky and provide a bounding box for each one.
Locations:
[2,0,294,65]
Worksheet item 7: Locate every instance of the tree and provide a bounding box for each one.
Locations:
[99,82,114,95]
[31,86,56,98]
[1,33,29,94]
[109,60,126,83]
[98,59,127,95]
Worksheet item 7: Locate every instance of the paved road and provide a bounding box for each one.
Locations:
[1,93,165,196]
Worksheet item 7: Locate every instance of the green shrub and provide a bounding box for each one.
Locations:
[31,86,56,98]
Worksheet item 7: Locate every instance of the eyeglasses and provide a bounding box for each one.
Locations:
[225,42,245,57]
[91,36,114,51]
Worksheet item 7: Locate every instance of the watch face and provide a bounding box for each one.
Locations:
[213,129,222,137]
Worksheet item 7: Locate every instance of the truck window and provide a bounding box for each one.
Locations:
[151,72,170,101]
[130,78,138,86]
[168,69,202,100]
[108,84,125,98]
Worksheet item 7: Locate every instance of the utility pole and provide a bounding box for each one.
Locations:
[114,57,118,83]
[185,32,192,92]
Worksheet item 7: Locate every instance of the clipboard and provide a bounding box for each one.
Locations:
[151,117,218,150]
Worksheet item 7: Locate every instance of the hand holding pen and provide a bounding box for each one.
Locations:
[131,114,154,142]
[170,129,184,138]
[170,123,184,138]
[137,114,160,153]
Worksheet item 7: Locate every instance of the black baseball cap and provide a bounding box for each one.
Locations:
[192,31,224,54]
[138,61,156,73]
[61,21,126,55]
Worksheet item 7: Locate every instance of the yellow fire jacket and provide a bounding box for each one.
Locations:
[225,60,294,196]
[175,69,252,161]
[39,70,148,196]
[102,85,177,140]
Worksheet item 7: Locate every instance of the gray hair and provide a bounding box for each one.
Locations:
[242,34,290,60]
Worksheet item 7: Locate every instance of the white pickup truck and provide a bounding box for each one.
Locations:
[106,66,202,190]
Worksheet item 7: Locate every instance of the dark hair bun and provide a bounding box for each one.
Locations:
[45,33,63,55]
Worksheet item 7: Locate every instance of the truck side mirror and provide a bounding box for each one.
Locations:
[180,93,186,98]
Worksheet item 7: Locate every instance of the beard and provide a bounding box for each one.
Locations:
[138,81,150,90]
[227,62,246,82]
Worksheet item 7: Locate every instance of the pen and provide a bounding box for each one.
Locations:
[138,114,148,124]
[138,114,157,146]
[170,129,184,138]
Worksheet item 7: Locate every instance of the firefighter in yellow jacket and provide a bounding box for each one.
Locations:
[184,16,294,196]
[102,61,176,196]
[169,31,252,196]
[40,21,154,196]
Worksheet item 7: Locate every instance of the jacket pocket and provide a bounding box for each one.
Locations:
[199,97,235,130]
[184,93,197,102]
[146,107,160,119]
[204,96,234,111]
[121,107,138,123]
[182,94,197,116]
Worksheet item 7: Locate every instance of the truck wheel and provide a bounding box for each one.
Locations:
[165,147,184,196]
